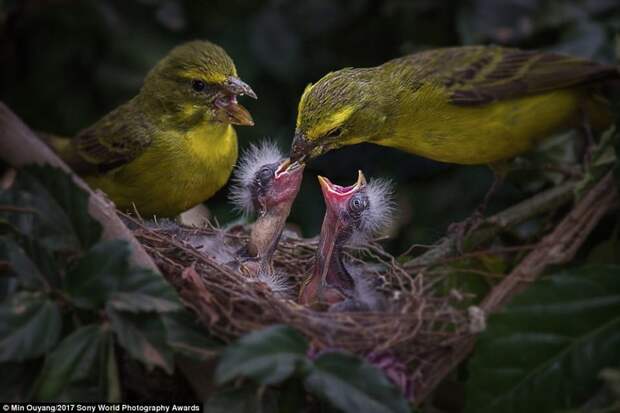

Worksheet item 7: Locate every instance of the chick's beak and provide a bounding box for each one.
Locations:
[317,170,367,212]
[215,76,257,126]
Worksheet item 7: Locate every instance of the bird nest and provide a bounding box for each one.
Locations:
[130,217,470,371]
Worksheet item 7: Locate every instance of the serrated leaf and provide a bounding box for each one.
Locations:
[466,265,620,413]
[0,165,101,252]
[110,267,181,313]
[24,165,101,248]
[215,325,309,386]
[65,240,180,312]
[107,307,174,374]
[64,240,129,309]
[162,311,221,361]
[0,235,42,289]
[33,324,114,401]
[0,291,61,362]
[204,384,278,413]
[304,352,410,413]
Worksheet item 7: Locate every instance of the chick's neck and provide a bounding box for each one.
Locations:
[246,201,293,269]
[313,209,355,292]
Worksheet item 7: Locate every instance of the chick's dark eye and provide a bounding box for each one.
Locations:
[257,166,274,186]
[191,79,205,92]
[349,195,368,213]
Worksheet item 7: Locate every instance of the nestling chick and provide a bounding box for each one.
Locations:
[229,142,305,297]
[299,171,394,310]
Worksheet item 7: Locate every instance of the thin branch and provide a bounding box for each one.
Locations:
[414,172,618,405]
[404,180,577,270]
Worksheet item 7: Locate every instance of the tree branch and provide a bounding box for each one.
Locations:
[414,172,618,405]
[404,180,576,270]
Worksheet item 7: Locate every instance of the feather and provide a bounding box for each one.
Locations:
[257,270,295,299]
[351,178,395,244]
[228,140,283,214]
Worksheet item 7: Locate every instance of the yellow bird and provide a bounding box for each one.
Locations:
[48,40,256,217]
[290,46,618,166]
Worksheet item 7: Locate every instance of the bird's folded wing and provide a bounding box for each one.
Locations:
[430,47,618,106]
[73,104,153,174]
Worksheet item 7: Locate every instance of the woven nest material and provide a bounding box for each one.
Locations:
[131,217,470,380]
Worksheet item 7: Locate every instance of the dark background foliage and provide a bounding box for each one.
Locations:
[1,0,619,252]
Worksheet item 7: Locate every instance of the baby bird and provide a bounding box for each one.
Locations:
[299,170,394,311]
[228,142,305,296]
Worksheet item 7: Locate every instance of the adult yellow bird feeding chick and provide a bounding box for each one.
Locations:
[290,46,619,165]
[48,40,256,217]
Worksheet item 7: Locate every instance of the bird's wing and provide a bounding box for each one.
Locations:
[73,102,153,174]
[412,47,618,106]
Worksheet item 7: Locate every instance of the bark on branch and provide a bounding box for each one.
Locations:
[414,171,618,404]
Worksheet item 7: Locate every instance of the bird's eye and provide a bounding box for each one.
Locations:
[192,79,205,92]
[349,195,368,213]
[328,127,342,138]
[257,166,274,186]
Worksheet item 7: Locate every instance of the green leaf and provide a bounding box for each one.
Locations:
[215,325,309,386]
[0,165,101,252]
[109,267,181,313]
[33,324,115,401]
[0,235,58,290]
[465,265,620,413]
[25,165,101,248]
[107,306,174,374]
[0,291,61,362]
[304,352,410,413]
[64,240,129,309]
[65,240,180,312]
[204,384,278,413]
[0,360,42,401]
[162,311,221,360]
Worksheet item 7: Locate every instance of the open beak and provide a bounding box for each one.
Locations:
[313,171,366,296]
[317,170,367,210]
[215,76,257,126]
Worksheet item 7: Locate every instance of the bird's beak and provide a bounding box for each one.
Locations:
[306,171,366,304]
[317,170,367,212]
[290,132,321,163]
[215,76,257,126]
[269,158,305,206]
[224,76,257,99]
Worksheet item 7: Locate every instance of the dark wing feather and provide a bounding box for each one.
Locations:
[73,100,153,174]
[424,47,618,106]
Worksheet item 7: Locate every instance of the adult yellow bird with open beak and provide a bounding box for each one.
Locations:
[48,40,256,217]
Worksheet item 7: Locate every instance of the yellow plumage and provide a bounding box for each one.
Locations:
[290,46,618,165]
[47,40,256,217]
[85,121,238,217]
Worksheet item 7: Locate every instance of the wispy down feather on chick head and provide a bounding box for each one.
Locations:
[318,171,395,246]
[228,140,284,215]
[358,178,395,238]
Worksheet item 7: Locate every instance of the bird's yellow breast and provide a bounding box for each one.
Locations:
[375,84,585,164]
[87,122,238,217]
